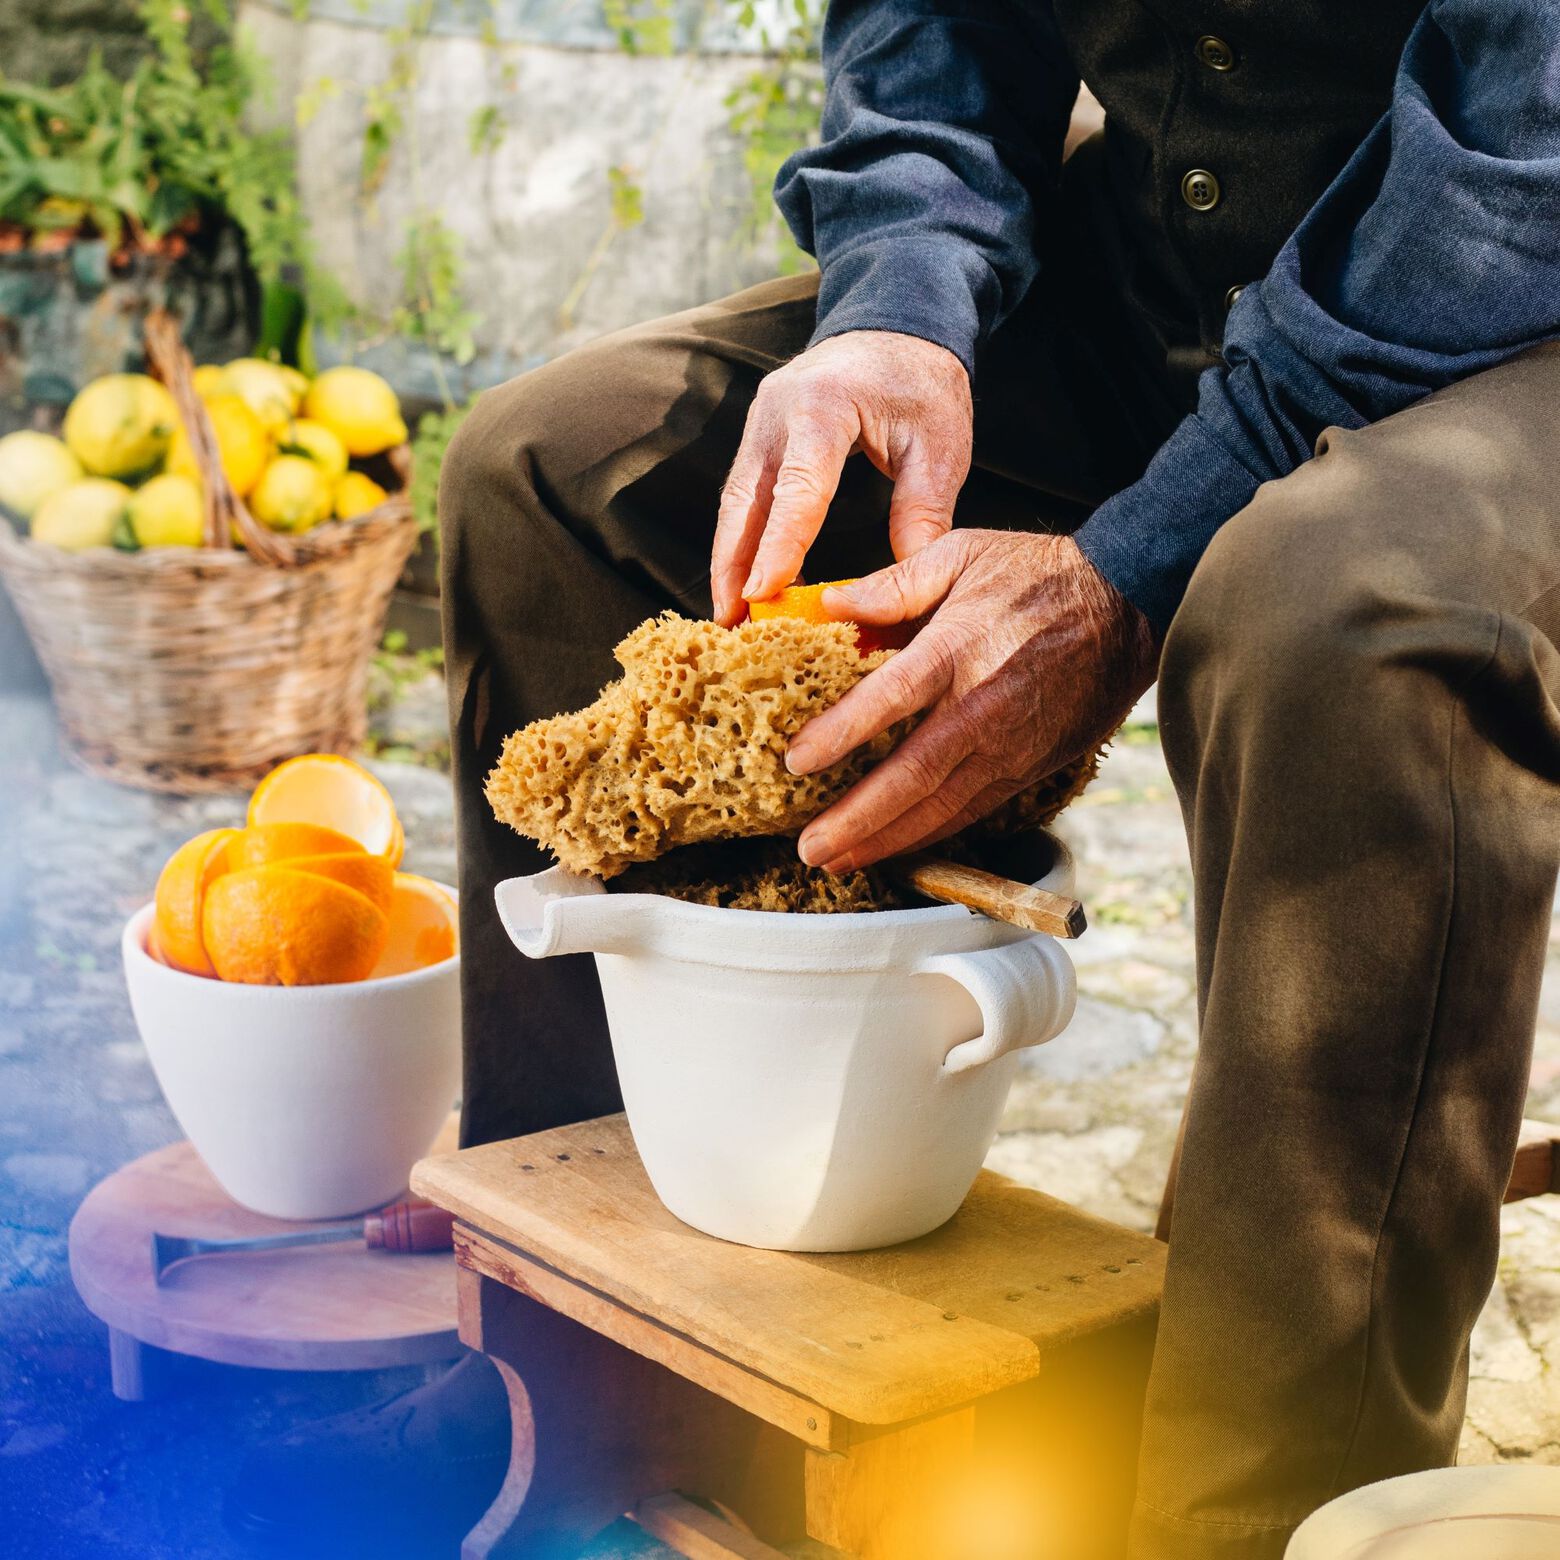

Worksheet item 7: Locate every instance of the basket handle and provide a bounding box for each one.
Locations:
[143,310,300,568]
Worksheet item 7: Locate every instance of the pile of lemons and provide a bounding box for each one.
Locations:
[0,359,408,553]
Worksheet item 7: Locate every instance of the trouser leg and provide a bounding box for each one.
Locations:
[1135,345,1560,1558]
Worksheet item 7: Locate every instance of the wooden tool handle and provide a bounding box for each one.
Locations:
[364,1200,456,1253]
[888,855,1086,939]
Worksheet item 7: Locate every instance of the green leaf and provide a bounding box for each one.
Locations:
[607,165,645,230]
[111,512,141,552]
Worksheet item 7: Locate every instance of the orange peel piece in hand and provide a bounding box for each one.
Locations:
[747,578,914,654]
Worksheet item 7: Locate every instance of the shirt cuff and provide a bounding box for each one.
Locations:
[806,234,998,379]
[1071,416,1264,636]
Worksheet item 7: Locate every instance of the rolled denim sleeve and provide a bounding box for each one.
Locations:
[1074,0,1560,634]
[774,1,1078,377]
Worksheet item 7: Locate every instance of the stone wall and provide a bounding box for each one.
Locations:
[240,0,806,391]
[0,0,149,86]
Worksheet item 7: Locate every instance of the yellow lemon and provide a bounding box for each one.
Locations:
[224,358,306,432]
[302,366,407,457]
[63,374,178,479]
[167,393,270,498]
[278,418,349,483]
[0,431,83,519]
[250,455,334,533]
[191,364,231,400]
[127,473,204,548]
[30,478,132,551]
[334,470,389,520]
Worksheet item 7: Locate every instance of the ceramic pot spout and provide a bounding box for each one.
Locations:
[494,866,643,959]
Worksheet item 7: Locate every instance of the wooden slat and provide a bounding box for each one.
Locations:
[631,1493,791,1560]
[1506,1119,1560,1204]
[805,1407,976,1560]
[412,1115,1164,1425]
[456,1224,842,1451]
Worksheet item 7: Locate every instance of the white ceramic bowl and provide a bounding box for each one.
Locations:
[122,896,461,1220]
[1286,1465,1560,1559]
[497,833,1078,1252]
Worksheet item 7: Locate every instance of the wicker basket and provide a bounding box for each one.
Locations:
[0,312,420,792]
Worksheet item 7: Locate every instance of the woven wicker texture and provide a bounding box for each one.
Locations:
[0,312,418,792]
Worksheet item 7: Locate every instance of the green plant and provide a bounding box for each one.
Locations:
[0,0,308,282]
[723,1,826,270]
[409,398,479,536]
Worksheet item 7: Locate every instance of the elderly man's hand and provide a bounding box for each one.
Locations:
[710,331,972,626]
[786,530,1159,871]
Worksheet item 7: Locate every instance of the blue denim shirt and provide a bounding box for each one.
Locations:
[775,2,1560,633]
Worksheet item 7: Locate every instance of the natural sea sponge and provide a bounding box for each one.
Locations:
[486,612,1102,887]
[616,837,916,913]
[486,614,909,878]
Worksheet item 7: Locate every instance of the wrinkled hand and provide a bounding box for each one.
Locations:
[786,530,1159,871]
[710,331,972,625]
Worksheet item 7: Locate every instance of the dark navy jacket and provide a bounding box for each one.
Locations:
[775,2,1560,632]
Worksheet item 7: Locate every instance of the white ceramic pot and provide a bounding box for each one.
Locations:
[122,897,461,1220]
[496,834,1078,1251]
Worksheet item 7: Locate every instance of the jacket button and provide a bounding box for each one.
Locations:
[1224,283,1246,310]
[1181,169,1221,211]
[1196,35,1237,71]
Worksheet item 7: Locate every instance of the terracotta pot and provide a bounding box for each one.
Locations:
[496,833,1078,1251]
[121,896,460,1220]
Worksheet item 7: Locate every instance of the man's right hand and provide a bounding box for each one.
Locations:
[710,329,973,626]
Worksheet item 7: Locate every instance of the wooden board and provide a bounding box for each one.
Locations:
[70,1125,461,1376]
[1505,1120,1560,1203]
[456,1224,844,1450]
[412,1114,1164,1426]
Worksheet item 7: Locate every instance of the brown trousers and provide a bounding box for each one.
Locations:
[439,254,1560,1553]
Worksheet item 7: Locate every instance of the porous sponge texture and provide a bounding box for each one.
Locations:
[485,614,907,879]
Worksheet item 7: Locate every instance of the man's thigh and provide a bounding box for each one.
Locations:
[1168,340,1560,696]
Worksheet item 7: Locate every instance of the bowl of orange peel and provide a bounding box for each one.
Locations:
[121,754,462,1219]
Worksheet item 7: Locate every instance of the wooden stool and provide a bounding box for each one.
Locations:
[70,1131,462,1401]
[413,1114,1166,1560]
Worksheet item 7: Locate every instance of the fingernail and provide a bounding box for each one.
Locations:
[785,739,814,776]
[819,857,854,876]
[798,829,831,866]
[741,568,764,599]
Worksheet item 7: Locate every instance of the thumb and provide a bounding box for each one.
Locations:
[887,444,962,562]
[822,535,969,625]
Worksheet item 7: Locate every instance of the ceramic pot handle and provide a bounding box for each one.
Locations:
[917,936,1077,1075]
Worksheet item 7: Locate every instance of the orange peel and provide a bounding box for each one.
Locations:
[747,578,914,654]
[202,865,389,986]
[370,874,459,978]
[224,821,366,872]
[246,754,404,866]
[153,827,239,977]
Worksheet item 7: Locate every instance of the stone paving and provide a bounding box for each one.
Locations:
[0,674,1556,1557]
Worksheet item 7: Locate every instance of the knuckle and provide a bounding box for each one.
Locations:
[771,464,832,506]
[893,746,943,796]
[717,479,755,519]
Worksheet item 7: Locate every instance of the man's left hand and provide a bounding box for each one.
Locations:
[787,530,1159,871]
